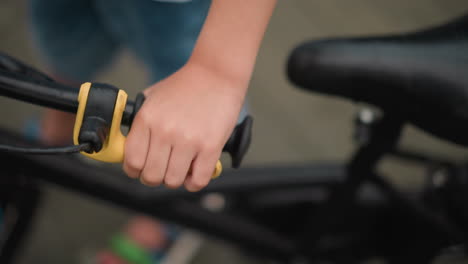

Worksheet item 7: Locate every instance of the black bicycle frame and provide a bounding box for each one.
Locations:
[0,52,466,263]
[0,127,350,262]
[0,114,463,263]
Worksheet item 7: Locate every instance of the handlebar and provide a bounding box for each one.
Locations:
[0,52,253,175]
[0,52,146,125]
[0,68,136,125]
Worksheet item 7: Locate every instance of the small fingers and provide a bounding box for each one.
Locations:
[184,147,220,192]
[123,114,150,179]
[163,145,195,189]
[139,135,172,187]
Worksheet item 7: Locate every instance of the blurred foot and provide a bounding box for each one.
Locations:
[39,109,76,145]
[94,215,178,264]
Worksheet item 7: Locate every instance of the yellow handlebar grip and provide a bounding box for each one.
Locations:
[74,82,222,179]
[213,160,222,179]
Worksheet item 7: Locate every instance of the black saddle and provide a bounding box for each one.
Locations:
[287,14,468,146]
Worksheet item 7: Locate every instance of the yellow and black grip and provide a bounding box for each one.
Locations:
[73,82,253,179]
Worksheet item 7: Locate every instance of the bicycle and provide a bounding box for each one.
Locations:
[1,11,468,264]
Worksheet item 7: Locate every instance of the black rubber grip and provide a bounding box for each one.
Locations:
[128,92,146,129]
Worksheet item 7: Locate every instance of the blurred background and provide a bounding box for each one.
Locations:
[1,0,468,263]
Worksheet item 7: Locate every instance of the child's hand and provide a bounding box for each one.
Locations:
[124,0,276,191]
[123,62,245,192]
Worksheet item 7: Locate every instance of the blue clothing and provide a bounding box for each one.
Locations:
[28,0,210,83]
[28,0,249,120]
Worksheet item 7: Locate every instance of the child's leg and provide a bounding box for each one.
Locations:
[27,0,120,144]
[39,110,75,145]
[27,1,206,263]
[27,2,174,261]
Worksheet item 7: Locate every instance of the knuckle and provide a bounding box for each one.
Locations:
[186,177,209,192]
[158,124,175,140]
[190,135,215,152]
[123,166,138,179]
[125,156,143,171]
[140,173,162,187]
[179,132,196,146]
[201,141,221,154]
[135,110,152,125]
[164,176,183,189]
[187,135,205,150]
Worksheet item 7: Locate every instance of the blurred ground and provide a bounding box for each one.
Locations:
[1,0,468,263]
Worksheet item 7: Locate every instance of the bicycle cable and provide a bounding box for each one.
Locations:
[0,143,92,154]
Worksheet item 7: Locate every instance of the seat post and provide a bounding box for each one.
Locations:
[347,111,405,182]
[298,111,405,257]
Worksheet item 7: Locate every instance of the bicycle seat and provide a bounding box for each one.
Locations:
[287,14,468,146]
